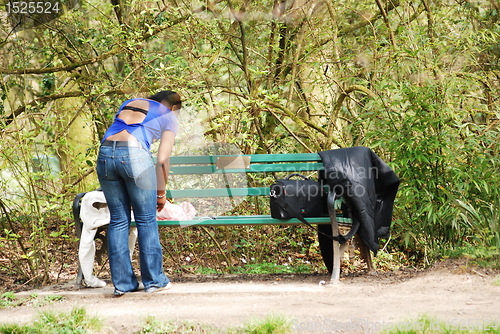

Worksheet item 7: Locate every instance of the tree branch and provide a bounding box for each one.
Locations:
[0,14,189,75]
[421,0,435,40]
[375,0,397,48]
[3,87,155,127]
[310,0,401,53]
[326,85,376,146]
[264,99,325,151]
[266,108,314,153]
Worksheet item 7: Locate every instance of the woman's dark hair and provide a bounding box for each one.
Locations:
[148,90,181,108]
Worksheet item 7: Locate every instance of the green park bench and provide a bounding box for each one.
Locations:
[73,153,355,284]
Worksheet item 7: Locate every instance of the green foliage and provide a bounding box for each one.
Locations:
[382,315,500,334]
[0,292,64,309]
[230,263,313,275]
[232,314,292,334]
[0,292,17,308]
[356,18,500,264]
[442,246,500,270]
[371,250,409,272]
[138,317,217,334]
[0,307,102,334]
[138,314,293,334]
[190,263,314,275]
[367,92,499,264]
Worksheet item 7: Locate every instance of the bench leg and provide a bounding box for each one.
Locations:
[353,234,377,274]
[327,192,343,283]
[330,239,341,282]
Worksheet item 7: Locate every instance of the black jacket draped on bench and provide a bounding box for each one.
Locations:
[319,146,400,254]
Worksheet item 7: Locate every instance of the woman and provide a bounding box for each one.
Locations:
[96,90,181,295]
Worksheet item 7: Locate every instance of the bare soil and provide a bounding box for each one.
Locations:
[0,259,499,333]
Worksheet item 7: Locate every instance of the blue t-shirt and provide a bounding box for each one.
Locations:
[102,98,178,150]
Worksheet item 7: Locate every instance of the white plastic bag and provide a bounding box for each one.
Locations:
[157,201,196,221]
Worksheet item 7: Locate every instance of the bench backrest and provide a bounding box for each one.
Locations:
[166,153,324,199]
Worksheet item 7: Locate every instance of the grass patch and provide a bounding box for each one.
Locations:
[137,314,292,334]
[382,315,500,333]
[188,263,314,275]
[0,307,102,333]
[229,263,313,275]
[137,316,217,333]
[0,292,18,308]
[441,246,500,269]
[232,314,292,334]
[0,292,64,309]
[371,250,410,272]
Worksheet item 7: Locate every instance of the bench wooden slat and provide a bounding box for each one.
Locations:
[167,187,269,198]
[212,215,352,224]
[245,153,321,162]
[154,215,351,227]
[170,162,324,175]
[167,187,343,200]
[169,153,322,165]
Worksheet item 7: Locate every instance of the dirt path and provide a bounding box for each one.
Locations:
[1,263,499,333]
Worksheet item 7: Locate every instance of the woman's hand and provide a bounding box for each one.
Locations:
[157,191,167,212]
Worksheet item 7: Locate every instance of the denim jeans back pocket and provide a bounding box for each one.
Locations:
[123,156,155,190]
[96,158,108,179]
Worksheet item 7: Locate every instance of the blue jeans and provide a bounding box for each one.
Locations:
[96,143,169,292]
